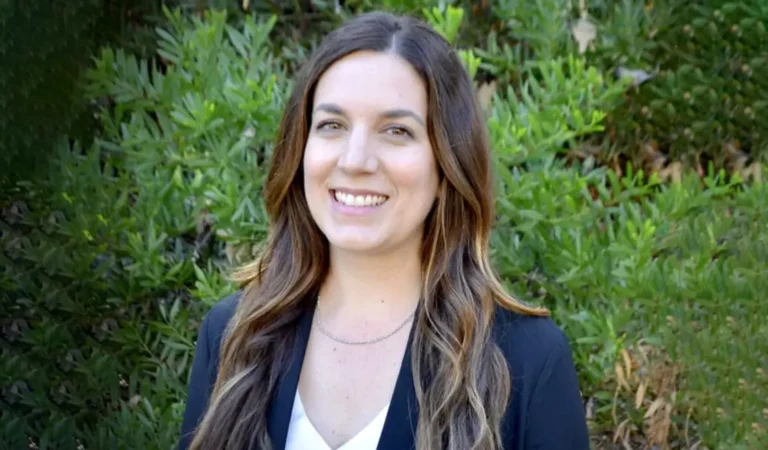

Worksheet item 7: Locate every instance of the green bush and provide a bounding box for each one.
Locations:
[477,0,767,179]
[1,8,283,450]
[483,16,768,443]
[2,3,766,450]
[591,0,768,172]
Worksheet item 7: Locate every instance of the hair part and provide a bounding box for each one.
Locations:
[188,11,548,450]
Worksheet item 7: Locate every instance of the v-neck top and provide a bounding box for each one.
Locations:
[285,391,390,450]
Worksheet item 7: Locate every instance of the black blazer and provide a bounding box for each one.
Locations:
[179,291,590,450]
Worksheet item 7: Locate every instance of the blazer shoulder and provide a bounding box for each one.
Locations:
[491,304,573,368]
[205,290,241,328]
[492,305,590,449]
[178,290,243,450]
[200,290,242,355]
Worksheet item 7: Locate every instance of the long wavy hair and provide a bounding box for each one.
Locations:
[188,11,548,450]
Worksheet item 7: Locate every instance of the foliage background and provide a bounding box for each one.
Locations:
[1,1,766,449]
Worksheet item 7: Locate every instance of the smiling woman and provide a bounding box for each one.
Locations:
[179,11,590,450]
[304,50,438,254]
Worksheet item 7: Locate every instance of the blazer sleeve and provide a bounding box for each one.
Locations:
[178,311,215,450]
[524,337,591,450]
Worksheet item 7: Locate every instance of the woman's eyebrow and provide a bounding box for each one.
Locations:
[380,108,425,126]
[314,103,425,127]
[314,103,346,117]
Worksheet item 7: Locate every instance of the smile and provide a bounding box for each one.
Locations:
[331,189,389,207]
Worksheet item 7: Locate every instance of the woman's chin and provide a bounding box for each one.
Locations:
[326,234,386,254]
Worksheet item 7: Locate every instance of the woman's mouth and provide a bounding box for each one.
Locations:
[331,189,389,208]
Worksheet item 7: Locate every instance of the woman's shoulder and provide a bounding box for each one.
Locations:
[179,291,244,450]
[204,290,242,328]
[490,304,590,447]
[198,290,242,351]
[491,303,575,373]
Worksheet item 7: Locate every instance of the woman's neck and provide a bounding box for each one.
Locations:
[318,245,422,320]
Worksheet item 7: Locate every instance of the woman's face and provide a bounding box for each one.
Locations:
[303,50,439,256]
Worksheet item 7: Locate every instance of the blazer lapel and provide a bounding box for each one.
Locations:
[265,302,315,450]
[376,322,418,450]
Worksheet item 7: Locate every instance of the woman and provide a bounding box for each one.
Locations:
[179,11,590,450]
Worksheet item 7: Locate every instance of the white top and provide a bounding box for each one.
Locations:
[285,391,390,450]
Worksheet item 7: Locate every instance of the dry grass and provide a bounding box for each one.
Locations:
[589,343,711,450]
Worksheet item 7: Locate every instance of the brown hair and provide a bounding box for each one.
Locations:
[188,11,548,450]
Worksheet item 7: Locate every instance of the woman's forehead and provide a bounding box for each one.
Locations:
[312,51,427,115]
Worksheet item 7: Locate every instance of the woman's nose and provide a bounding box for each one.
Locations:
[337,128,378,173]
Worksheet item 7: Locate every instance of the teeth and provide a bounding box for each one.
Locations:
[334,190,387,207]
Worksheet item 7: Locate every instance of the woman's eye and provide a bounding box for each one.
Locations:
[317,120,342,130]
[387,126,412,138]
